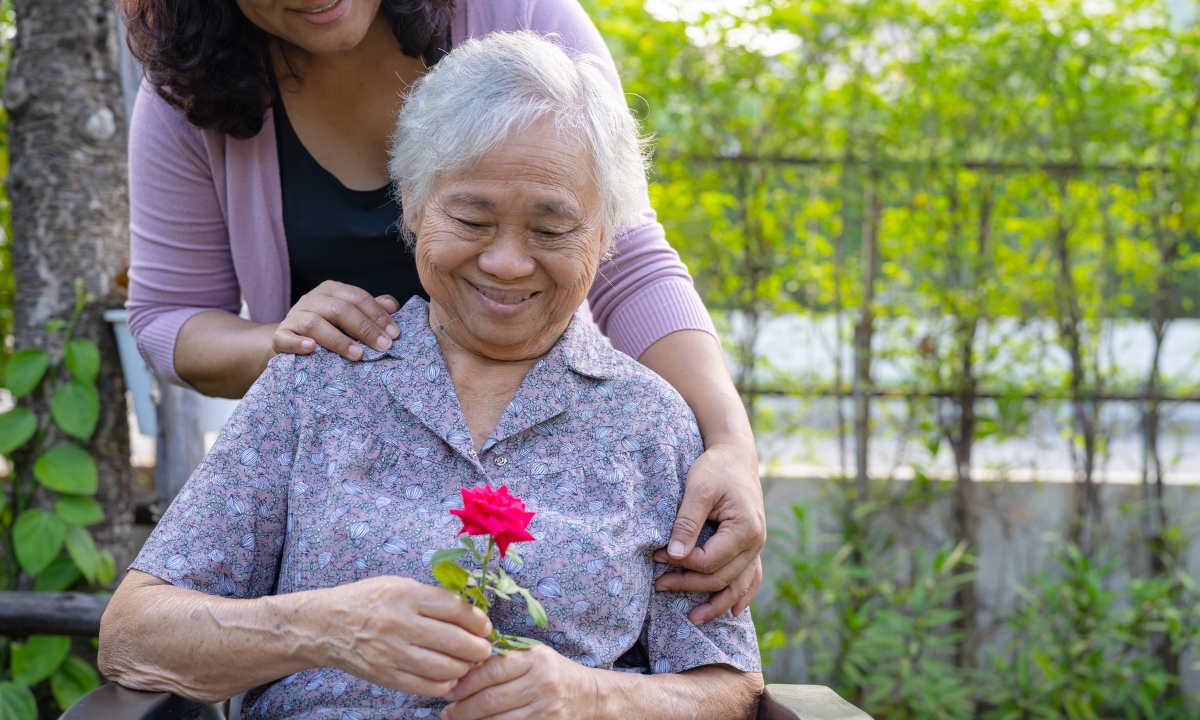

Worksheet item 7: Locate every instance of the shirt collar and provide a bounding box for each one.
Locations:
[368,297,623,455]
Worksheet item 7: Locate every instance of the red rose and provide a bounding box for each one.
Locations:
[449,484,536,558]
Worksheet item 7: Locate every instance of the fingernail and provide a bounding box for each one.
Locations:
[349,345,363,360]
[300,339,314,351]
[668,540,686,557]
[386,324,400,338]
[375,335,389,350]
[654,583,664,592]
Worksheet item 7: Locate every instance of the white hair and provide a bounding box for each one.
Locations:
[389,31,649,248]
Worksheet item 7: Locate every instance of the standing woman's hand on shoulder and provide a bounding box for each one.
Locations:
[273,280,403,360]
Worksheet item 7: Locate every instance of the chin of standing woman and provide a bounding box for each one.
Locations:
[117,0,764,620]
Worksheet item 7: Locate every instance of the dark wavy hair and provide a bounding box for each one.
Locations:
[119,0,454,139]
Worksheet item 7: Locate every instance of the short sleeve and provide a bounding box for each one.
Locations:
[640,406,762,675]
[130,354,301,599]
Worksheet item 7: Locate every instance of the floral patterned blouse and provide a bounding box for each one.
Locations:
[132,297,761,719]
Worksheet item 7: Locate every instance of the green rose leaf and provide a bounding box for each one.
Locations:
[11,635,70,686]
[13,509,66,576]
[430,547,468,567]
[4,349,49,399]
[64,525,103,584]
[432,560,471,593]
[35,444,98,495]
[51,380,99,441]
[55,495,105,527]
[495,572,520,595]
[63,339,100,383]
[35,557,82,592]
[519,589,548,628]
[0,681,37,720]
[0,408,37,455]
[50,655,100,711]
[459,535,476,552]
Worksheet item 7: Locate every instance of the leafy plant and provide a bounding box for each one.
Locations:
[0,280,110,717]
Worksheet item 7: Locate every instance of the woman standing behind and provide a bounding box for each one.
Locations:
[118,0,764,620]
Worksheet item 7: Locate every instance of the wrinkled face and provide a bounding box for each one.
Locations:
[235,0,382,54]
[409,121,606,363]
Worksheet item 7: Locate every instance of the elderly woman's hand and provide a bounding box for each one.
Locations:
[324,576,496,697]
[439,644,594,720]
[272,280,402,361]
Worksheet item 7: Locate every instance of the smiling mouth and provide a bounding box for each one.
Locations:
[473,284,539,305]
[298,0,340,13]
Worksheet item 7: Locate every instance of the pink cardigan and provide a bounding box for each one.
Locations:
[126,0,715,386]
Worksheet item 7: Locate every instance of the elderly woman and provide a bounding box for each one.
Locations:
[99,33,762,719]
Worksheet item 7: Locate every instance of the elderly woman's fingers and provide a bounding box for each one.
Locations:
[683,557,763,624]
[406,620,495,665]
[373,668,459,699]
[388,644,481,682]
[442,651,531,704]
[415,589,495,639]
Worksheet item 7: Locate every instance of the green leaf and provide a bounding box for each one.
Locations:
[4,349,49,399]
[35,444,98,495]
[432,560,471,593]
[0,408,37,455]
[51,380,99,441]
[35,557,82,592]
[13,509,66,576]
[63,339,100,383]
[495,572,519,595]
[11,635,70,685]
[50,655,100,711]
[64,525,103,585]
[55,495,104,526]
[503,548,522,565]
[0,681,37,720]
[519,589,548,628]
[498,634,543,650]
[430,547,468,567]
[459,535,476,552]
[96,550,116,586]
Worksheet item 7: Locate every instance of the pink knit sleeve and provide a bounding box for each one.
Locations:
[524,0,717,359]
[125,84,242,385]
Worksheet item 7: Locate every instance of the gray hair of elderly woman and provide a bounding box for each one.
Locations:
[389,31,649,249]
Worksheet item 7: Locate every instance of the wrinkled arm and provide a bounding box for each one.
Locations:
[98,570,327,703]
[594,665,762,720]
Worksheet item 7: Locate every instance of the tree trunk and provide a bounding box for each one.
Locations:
[6,0,134,578]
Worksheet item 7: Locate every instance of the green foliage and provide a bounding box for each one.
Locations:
[432,535,547,654]
[0,281,112,712]
[759,497,977,719]
[11,511,64,577]
[33,445,97,495]
[48,656,98,712]
[0,681,36,720]
[982,542,1200,719]
[757,491,1200,719]
[9,637,67,687]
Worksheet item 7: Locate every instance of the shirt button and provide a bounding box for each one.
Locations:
[495,456,507,466]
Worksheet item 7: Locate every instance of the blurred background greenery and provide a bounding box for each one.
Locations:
[582,0,1200,716]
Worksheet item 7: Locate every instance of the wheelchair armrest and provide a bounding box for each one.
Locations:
[758,684,874,720]
[59,682,224,720]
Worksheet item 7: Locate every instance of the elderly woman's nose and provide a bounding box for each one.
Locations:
[477,236,536,279]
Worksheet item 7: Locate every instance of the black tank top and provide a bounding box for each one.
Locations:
[274,101,427,307]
